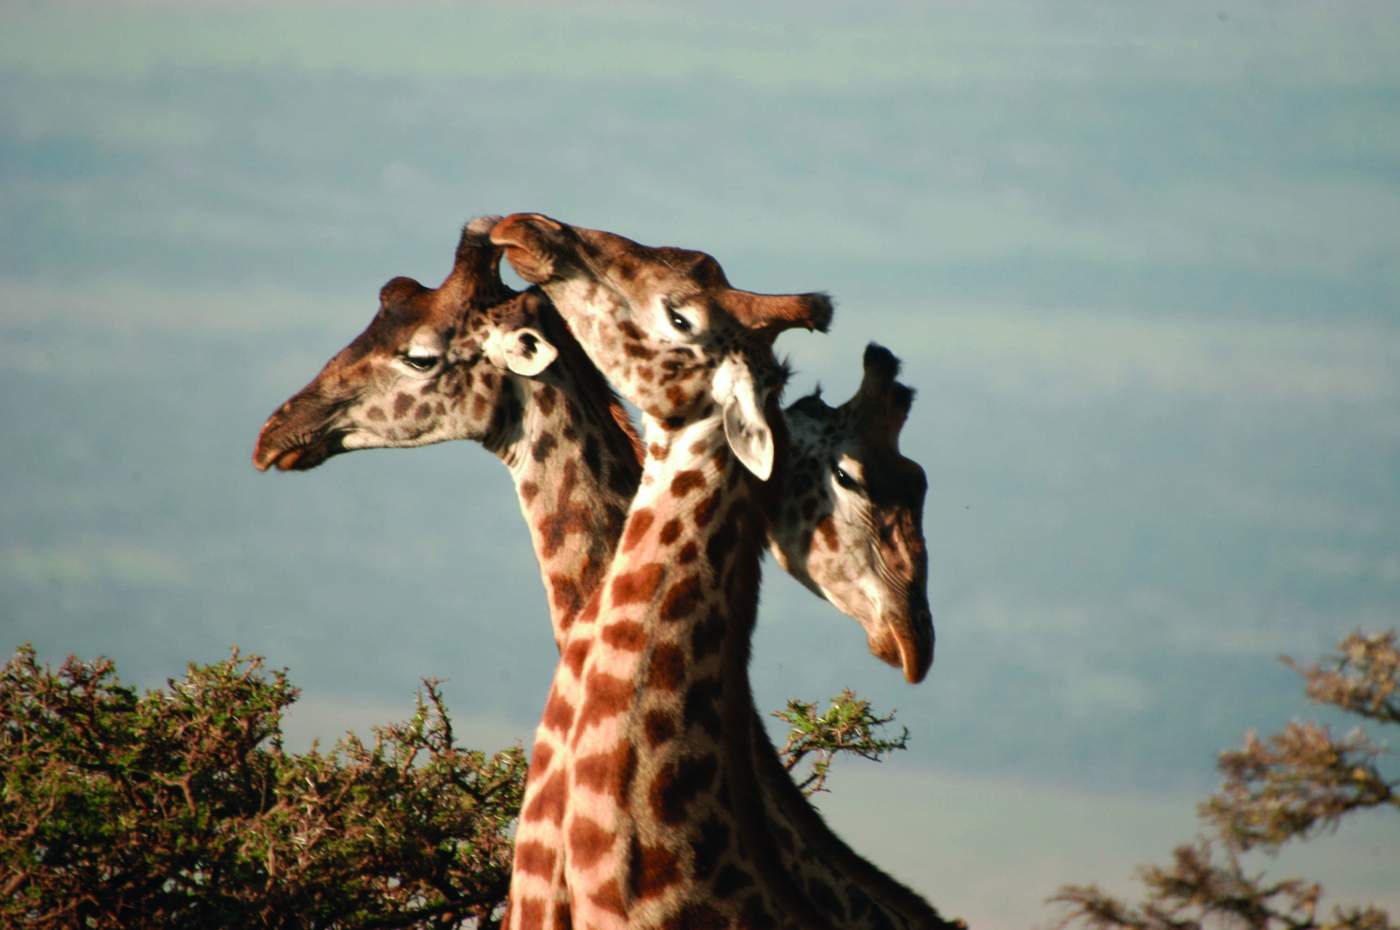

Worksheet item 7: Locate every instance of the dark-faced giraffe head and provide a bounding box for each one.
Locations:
[777,344,935,683]
[490,213,831,479]
[252,217,560,472]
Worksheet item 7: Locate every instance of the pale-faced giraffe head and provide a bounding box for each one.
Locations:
[776,344,935,683]
[489,213,832,480]
[252,217,560,471]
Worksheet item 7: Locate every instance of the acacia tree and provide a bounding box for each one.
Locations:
[1,646,907,929]
[1053,630,1399,930]
[774,688,910,796]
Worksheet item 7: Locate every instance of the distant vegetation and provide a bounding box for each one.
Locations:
[1054,630,1399,930]
[0,646,907,929]
[9,632,1391,929]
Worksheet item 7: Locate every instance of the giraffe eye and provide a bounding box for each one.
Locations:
[664,300,694,334]
[402,351,440,372]
[833,462,861,492]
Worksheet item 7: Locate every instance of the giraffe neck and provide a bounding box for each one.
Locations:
[488,309,642,650]
[561,411,829,930]
[498,383,946,929]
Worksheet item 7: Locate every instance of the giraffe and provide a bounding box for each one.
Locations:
[252,220,951,928]
[253,216,639,653]
[490,212,956,930]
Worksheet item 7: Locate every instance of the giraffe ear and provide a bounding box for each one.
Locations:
[716,356,774,481]
[486,327,559,377]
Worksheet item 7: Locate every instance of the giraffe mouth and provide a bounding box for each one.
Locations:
[866,600,935,684]
[252,429,347,472]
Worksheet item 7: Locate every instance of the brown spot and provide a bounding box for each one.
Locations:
[536,384,557,416]
[577,589,601,624]
[514,840,556,877]
[648,442,666,459]
[393,393,414,417]
[610,562,664,606]
[678,541,699,565]
[516,897,544,930]
[630,838,682,900]
[683,678,723,738]
[619,321,644,340]
[573,670,633,744]
[481,371,497,389]
[528,740,553,780]
[549,574,584,631]
[542,687,575,733]
[601,621,647,652]
[659,518,682,545]
[816,514,839,551]
[646,643,686,691]
[690,817,728,882]
[637,364,654,383]
[622,509,654,552]
[415,402,432,420]
[665,384,688,408]
[472,393,489,418]
[536,460,591,559]
[694,489,721,528]
[660,575,703,622]
[670,470,705,497]
[691,609,725,660]
[532,433,557,463]
[567,814,614,870]
[644,709,676,746]
[520,481,539,503]
[365,407,386,422]
[574,740,636,803]
[649,753,718,825]
[523,770,566,825]
[563,637,590,679]
[624,341,655,360]
[706,514,738,571]
[589,880,627,917]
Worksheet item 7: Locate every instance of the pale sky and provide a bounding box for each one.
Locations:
[2,2,1398,926]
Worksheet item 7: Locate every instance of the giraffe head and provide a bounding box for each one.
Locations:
[776,344,935,683]
[490,213,831,480]
[252,218,561,471]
